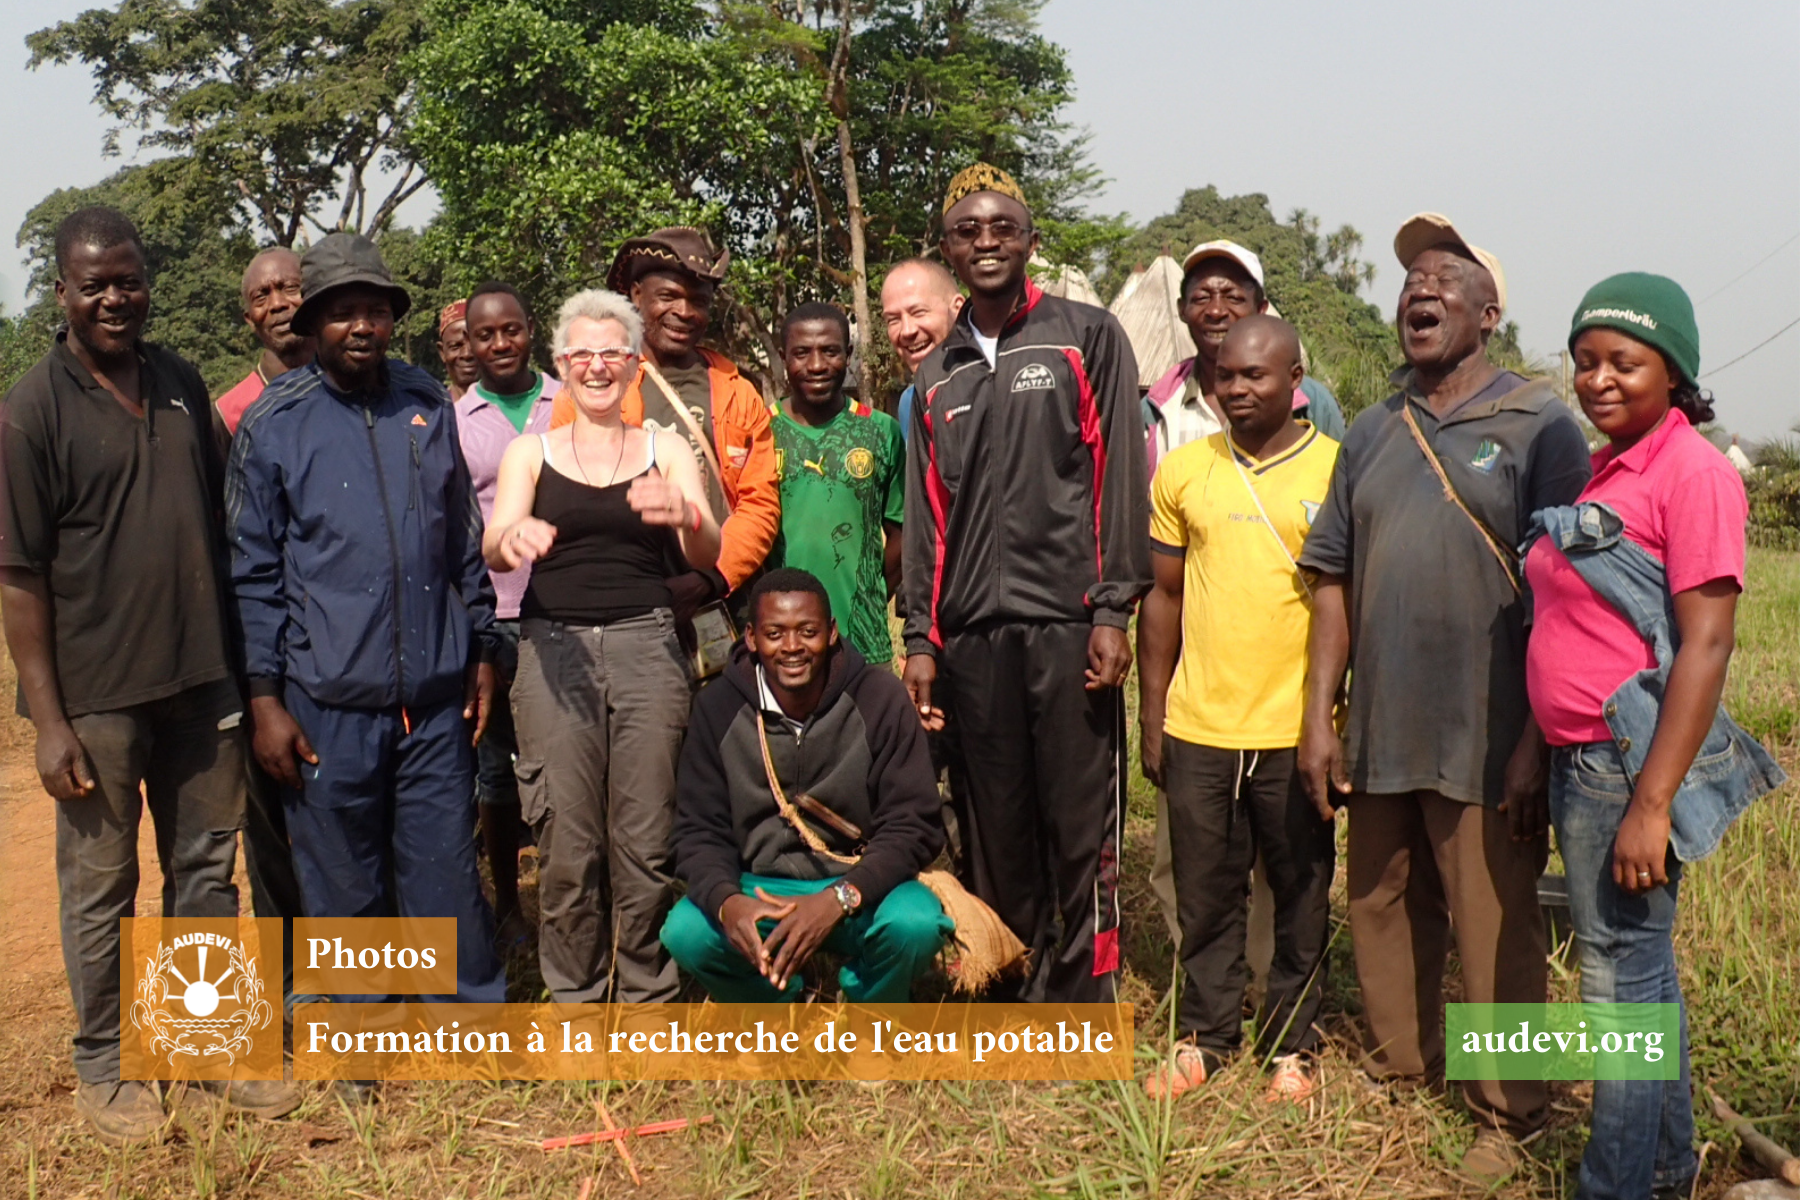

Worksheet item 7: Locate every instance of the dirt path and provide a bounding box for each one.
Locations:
[0,726,177,1015]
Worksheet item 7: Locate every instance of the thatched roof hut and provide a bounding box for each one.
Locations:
[1108,256,1196,388]
[1029,255,1103,308]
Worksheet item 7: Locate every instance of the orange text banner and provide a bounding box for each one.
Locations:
[293,1002,1134,1081]
[292,917,458,995]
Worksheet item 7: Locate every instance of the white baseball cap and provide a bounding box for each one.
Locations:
[1180,240,1265,288]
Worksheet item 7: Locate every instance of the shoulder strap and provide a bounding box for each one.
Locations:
[754,710,861,867]
[1227,439,1313,600]
[537,432,554,471]
[1399,401,1522,596]
[643,361,722,471]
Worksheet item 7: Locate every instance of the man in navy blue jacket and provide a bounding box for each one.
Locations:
[226,234,505,1003]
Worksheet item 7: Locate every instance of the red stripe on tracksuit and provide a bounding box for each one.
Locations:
[1062,347,1106,590]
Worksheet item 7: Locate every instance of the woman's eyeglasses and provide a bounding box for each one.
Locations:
[557,346,638,369]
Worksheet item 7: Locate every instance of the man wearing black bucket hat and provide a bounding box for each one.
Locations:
[225,233,508,1018]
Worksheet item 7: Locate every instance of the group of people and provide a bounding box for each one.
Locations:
[3,162,1780,1200]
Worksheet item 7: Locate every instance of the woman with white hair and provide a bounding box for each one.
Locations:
[484,287,720,1002]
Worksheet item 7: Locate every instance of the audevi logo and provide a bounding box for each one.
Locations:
[130,931,273,1066]
[1010,363,1056,393]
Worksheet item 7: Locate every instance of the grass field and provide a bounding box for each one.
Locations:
[3,552,1796,1199]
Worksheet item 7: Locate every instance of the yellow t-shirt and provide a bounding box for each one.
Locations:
[1149,424,1340,750]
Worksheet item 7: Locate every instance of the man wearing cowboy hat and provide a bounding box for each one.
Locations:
[550,227,780,618]
[226,232,508,1011]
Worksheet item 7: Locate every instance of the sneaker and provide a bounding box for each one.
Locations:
[1460,1127,1526,1184]
[1263,1054,1317,1104]
[199,1078,303,1119]
[1143,1042,1213,1100]
[75,1080,166,1146]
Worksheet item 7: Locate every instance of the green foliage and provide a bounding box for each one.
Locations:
[1746,427,1800,550]
[27,0,428,245]
[410,0,1118,397]
[1109,187,1401,416]
[6,162,259,395]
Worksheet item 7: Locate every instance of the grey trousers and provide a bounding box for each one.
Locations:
[57,678,245,1083]
[512,612,689,1003]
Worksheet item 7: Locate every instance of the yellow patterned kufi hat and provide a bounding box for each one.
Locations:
[942,163,1028,216]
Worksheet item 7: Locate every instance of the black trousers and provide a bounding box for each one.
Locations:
[937,620,1123,1002]
[1164,737,1335,1057]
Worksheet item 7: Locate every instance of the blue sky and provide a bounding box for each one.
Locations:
[4,0,1795,438]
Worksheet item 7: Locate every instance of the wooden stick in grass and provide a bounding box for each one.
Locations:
[541,1115,713,1151]
[594,1097,643,1186]
[1710,1088,1800,1186]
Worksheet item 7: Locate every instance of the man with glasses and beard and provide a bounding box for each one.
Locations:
[901,164,1149,1002]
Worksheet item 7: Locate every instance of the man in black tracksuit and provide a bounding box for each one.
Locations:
[662,570,949,1002]
[901,164,1150,1002]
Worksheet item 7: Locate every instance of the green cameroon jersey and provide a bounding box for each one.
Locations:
[769,399,905,663]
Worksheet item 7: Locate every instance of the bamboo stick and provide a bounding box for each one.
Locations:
[1710,1088,1800,1186]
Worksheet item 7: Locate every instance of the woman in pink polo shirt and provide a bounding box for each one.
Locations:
[1524,273,1784,1200]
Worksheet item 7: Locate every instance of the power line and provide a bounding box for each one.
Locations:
[1696,231,1800,306]
[1701,315,1800,379]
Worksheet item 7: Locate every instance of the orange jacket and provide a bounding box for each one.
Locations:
[550,348,778,591]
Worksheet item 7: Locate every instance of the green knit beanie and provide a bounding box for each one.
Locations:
[1568,272,1700,386]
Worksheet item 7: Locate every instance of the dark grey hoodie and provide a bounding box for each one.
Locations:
[671,641,945,923]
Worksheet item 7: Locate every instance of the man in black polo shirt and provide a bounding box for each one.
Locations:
[0,207,299,1143]
[1296,214,1590,1182]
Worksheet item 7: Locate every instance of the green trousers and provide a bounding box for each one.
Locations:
[660,873,952,1003]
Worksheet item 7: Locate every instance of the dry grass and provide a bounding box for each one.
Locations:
[2,552,1797,1198]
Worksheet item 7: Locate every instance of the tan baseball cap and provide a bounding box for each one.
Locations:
[1180,240,1265,287]
[1393,213,1506,313]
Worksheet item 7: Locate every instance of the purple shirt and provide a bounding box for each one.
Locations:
[455,374,560,619]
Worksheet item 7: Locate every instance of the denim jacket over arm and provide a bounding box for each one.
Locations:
[1522,501,1786,860]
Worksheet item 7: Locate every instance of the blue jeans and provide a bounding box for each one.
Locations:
[1550,741,1695,1200]
[476,620,521,808]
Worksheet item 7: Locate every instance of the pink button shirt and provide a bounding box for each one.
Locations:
[455,375,560,620]
[1524,409,1747,746]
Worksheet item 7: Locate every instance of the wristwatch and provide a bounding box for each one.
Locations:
[831,881,862,915]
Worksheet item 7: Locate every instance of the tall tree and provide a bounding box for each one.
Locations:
[28,0,429,246]
[410,0,1119,400]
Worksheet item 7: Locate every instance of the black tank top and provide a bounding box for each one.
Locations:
[520,433,677,624]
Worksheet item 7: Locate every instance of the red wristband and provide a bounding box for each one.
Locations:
[689,501,703,533]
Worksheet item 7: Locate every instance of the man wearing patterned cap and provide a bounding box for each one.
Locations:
[438,299,479,402]
[901,163,1150,1003]
[550,227,779,631]
[1296,214,1591,1181]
